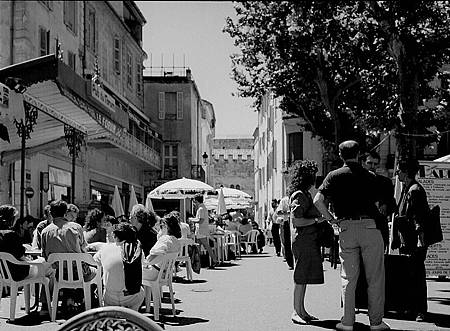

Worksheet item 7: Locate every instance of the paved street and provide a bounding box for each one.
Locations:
[0,246,449,331]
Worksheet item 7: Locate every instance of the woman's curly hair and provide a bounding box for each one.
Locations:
[287,160,319,196]
[84,208,105,231]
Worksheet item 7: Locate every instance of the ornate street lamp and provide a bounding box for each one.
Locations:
[64,125,85,203]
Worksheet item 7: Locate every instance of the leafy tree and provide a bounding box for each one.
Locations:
[225,1,450,159]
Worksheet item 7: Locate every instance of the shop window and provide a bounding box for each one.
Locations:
[64,1,77,34]
[48,166,72,202]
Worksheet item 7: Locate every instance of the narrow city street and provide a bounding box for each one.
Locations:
[1,245,449,331]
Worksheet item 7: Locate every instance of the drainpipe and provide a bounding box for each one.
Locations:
[10,0,15,64]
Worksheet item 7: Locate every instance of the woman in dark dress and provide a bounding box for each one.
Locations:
[289,160,326,325]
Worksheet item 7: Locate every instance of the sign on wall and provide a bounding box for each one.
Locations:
[418,161,450,277]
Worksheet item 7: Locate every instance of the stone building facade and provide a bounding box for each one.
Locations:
[210,138,254,198]
[0,1,161,217]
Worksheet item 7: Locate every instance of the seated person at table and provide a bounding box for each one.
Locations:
[41,200,95,280]
[0,205,53,281]
[102,215,119,243]
[84,208,106,243]
[224,214,239,232]
[130,204,158,257]
[252,221,265,253]
[143,214,181,281]
[66,203,80,224]
[94,223,144,311]
[238,218,252,235]
[32,204,52,249]
[12,215,34,245]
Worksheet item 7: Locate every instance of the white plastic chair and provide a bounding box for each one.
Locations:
[226,231,241,259]
[241,229,259,254]
[175,238,194,281]
[0,252,52,321]
[143,252,178,321]
[47,253,103,322]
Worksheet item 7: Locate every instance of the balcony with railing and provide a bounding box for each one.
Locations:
[106,130,161,169]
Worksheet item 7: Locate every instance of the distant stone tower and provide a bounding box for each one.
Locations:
[210,138,254,198]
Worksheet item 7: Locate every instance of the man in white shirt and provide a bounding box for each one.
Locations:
[191,194,218,267]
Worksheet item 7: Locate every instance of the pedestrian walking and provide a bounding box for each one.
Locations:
[288,160,325,325]
[268,199,281,256]
[314,140,390,331]
[277,196,293,268]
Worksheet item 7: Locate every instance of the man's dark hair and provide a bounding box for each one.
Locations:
[363,151,381,162]
[194,194,204,203]
[84,208,105,231]
[50,200,68,218]
[339,140,360,160]
[398,158,420,178]
[112,222,137,242]
[130,204,158,228]
[163,214,182,239]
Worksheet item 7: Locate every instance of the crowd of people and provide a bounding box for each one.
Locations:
[0,189,267,316]
[266,140,431,331]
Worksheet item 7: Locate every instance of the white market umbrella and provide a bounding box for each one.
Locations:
[145,194,155,212]
[216,187,227,215]
[111,185,124,217]
[148,177,214,199]
[220,187,252,199]
[129,185,138,214]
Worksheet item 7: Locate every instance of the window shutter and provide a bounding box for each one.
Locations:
[39,28,46,55]
[158,92,165,119]
[176,92,183,119]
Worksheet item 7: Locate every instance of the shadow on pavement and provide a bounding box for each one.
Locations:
[239,254,272,258]
[428,296,450,306]
[172,277,208,284]
[427,312,450,328]
[2,311,57,326]
[309,320,405,330]
[152,310,209,327]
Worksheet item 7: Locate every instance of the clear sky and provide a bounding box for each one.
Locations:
[136,1,257,138]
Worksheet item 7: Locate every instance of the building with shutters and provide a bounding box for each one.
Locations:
[253,93,323,225]
[0,1,161,217]
[143,68,215,215]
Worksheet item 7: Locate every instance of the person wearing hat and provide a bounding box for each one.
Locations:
[391,158,429,322]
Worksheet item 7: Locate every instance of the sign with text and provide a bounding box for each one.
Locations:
[418,161,450,277]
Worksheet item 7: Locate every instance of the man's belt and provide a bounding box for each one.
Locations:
[341,215,372,220]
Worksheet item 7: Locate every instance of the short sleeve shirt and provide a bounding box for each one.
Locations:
[195,203,210,237]
[41,219,87,259]
[318,162,380,219]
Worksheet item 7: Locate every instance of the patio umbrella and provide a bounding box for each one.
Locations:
[148,177,214,199]
[145,194,154,212]
[111,185,124,217]
[216,187,227,215]
[129,185,138,214]
[220,187,252,199]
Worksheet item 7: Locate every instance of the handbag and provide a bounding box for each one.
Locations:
[424,205,442,246]
[189,244,201,274]
[317,220,334,248]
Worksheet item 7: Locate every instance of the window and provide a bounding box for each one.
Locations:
[135,58,142,96]
[67,51,76,71]
[126,50,132,87]
[63,1,77,34]
[164,144,178,179]
[86,8,96,53]
[158,92,165,119]
[177,92,183,119]
[113,37,121,74]
[39,27,50,56]
[287,132,303,165]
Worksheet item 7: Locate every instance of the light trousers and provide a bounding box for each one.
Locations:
[338,219,385,326]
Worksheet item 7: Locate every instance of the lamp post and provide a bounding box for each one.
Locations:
[64,125,84,204]
[12,87,38,219]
